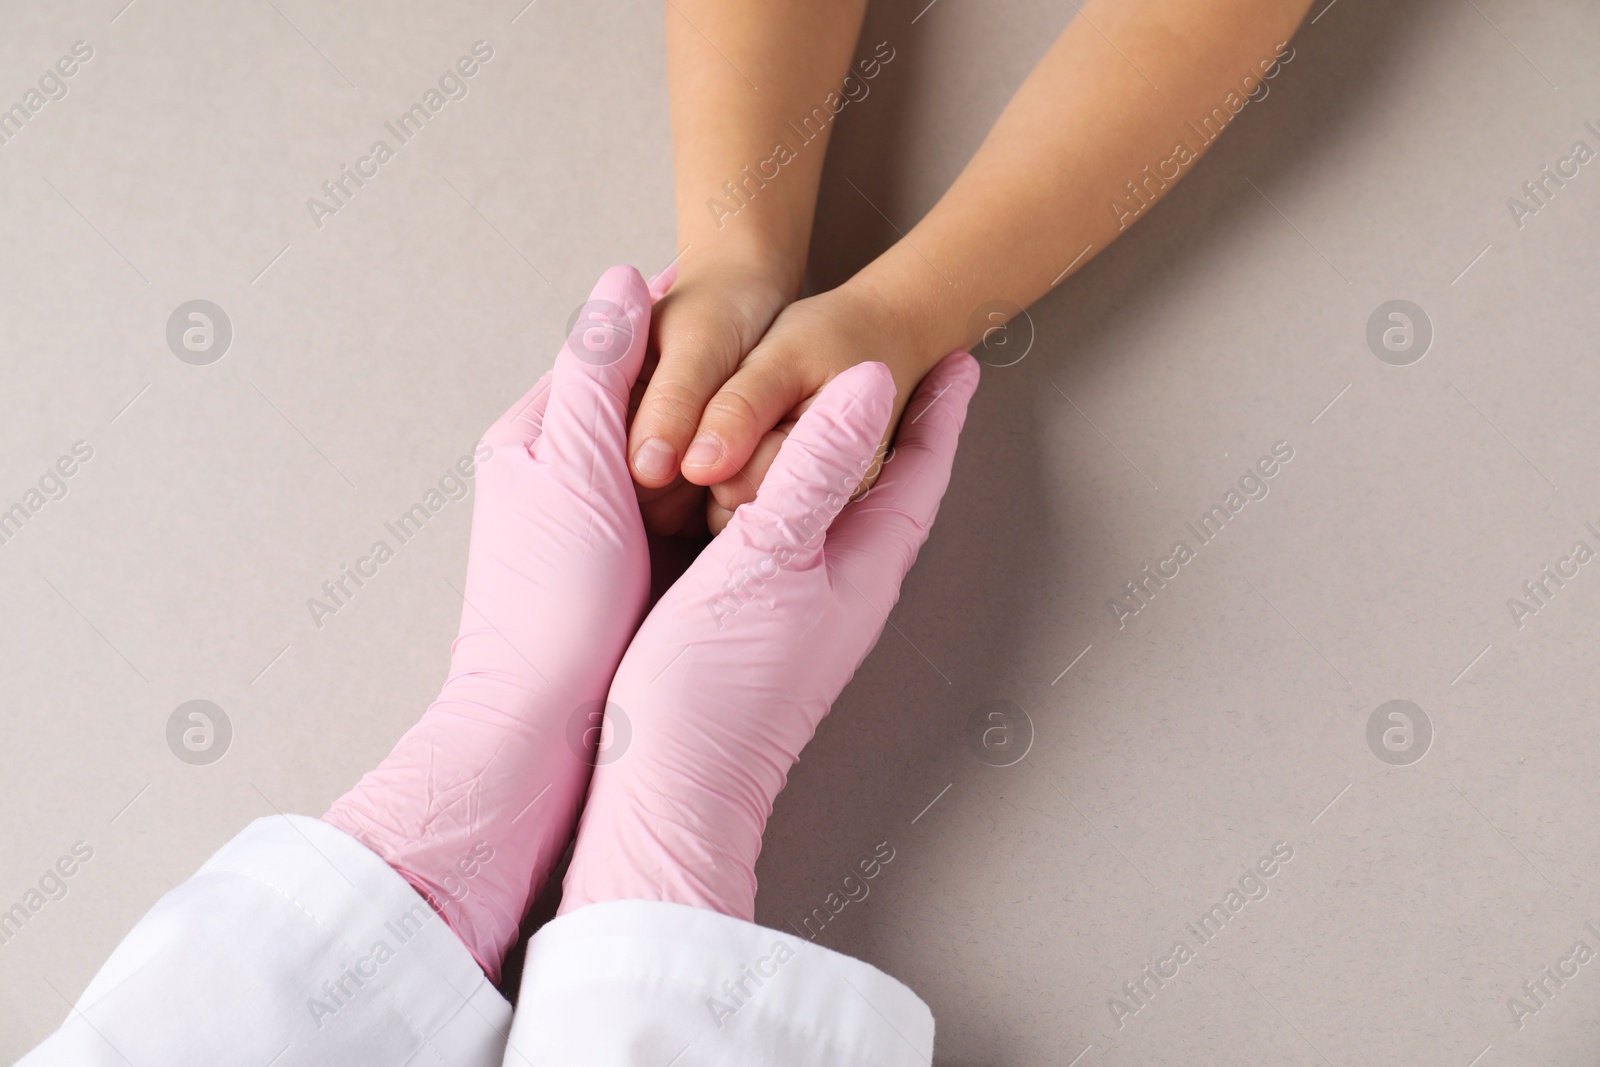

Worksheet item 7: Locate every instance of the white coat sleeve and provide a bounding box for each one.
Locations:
[16,814,511,1067]
[502,900,935,1066]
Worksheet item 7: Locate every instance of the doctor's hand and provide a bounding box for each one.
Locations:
[325,264,657,980]
[561,351,980,921]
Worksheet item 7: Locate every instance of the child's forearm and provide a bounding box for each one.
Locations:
[853,0,1315,365]
[666,0,870,290]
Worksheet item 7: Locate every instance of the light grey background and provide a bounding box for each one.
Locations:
[3,0,1599,1063]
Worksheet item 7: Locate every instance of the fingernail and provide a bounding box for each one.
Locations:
[682,435,723,469]
[632,438,677,481]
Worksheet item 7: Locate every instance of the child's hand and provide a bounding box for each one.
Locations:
[685,281,942,533]
[627,252,793,536]
[562,353,980,919]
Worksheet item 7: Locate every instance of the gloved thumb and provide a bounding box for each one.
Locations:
[827,351,979,607]
[536,264,652,475]
[727,361,895,555]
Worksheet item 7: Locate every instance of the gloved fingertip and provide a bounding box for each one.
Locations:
[588,264,651,322]
[821,361,896,429]
[905,351,980,432]
[797,362,896,482]
[943,349,981,392]
[562,266,651,381]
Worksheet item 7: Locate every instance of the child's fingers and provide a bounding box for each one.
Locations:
[706,426,791,533]
[827,352,979,604]
[627,297,750,489]
[536,265,653,478]
[725,362,895,554]
[680,346,809,487]
[639,476,711,539]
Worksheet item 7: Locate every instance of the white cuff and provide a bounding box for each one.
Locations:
[505,900,934,1066]
[19,815,511,1067]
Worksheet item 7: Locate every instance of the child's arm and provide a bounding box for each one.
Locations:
[629,0,870,533]
[684,0,1316,528]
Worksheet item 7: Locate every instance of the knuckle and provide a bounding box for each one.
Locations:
[701,388,763,435]
[659,309,744,370]
[638,378,711,438]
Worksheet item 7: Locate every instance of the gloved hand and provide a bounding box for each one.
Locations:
[559,351,980,919]
[325,265,655,981]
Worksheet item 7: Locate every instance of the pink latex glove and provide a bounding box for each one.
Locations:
[324,265,654,982]
[560,351,980,919]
